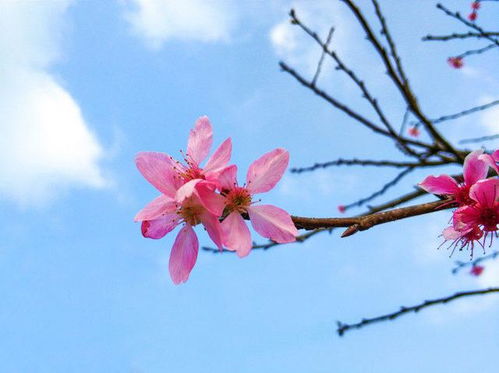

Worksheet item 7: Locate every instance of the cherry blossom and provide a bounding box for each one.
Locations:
[135,116,232,194]
[447,56,464,69]
[408,126,420,137]
[419,150,489,205]
[470,265,485,276]
[218,149,298,257]
[135,180,225,284]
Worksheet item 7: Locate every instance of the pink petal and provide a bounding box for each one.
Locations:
[221,212,252,257]
[141,215,180,239]
[134,194,176,222]
[175,179,203,203]
[452,206,480,231]
[136,152,180,197]
[216,164,238,191]
[195,182,225,216]
[186,116,213,166]
[418,175,459,195]
[442,226,464,240]
[168,225,199,284]
[469,178,499,207]
[463,150,488,186]
[479,153,499,174]
[204,137,232,173]
[246,148,289,194]
[492,150,499,162]
[200,212,224,249]
[247,204,297,243]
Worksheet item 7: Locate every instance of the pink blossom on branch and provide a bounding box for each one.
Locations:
[136,116,232,194]
[447,56,464,69]
[479,150,499,174]
[408,126,420,137]
[419,150,489,205]
[135,180,225,284]
[218,149,298,257]
[442,178,499,255]
[470,265,484,276]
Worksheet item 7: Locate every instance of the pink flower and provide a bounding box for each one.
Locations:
[408,126,420,137]
[135,180,225,284]
[447,56,464,69]
[470,265,485,276]
[135,116,231,284]
[135,116,232,194]
[468,11,478,21]
[471,1,481,10]
[218,149,298,257]
[419,150,489,205]
[337,205,346,213]
[442,178,498,255]
[479,149,499,175]
[453,178,499,236]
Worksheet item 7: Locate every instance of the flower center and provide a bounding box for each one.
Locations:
[455,185,473,205]
[180,166,204,182]
[480,206,498,232]
[225,187,252,214]
[178,201,203,226]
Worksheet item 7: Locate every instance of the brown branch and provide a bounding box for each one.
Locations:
[452,251,499,274]
[423,32,499,42]
[411,99,499,127]
[456,42,498,59]
[292,198,454,236]
[459,133,499,144]
[436,3,499,47]
[279,61,434,150]
[291,158,451,173]
[341,0,463,161]
[337,287,499,336]
[202,187,430,254]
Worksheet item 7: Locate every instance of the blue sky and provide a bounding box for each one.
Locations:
[0,0,498,372]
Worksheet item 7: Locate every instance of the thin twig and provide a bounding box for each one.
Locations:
[459,133,499,144]
[456,43,498,59]
[411,99,499,127]
[452,251,499,274]
[291,158,450,173]
[311,26,335,86]
[337,287,499,336]
[436,3,499,47]
[423,32,499,42]
[341,0,463,161]
[341,167,415,212]
[279,61,434,150]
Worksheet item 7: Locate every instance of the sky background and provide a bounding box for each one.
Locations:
[0,0,498,372]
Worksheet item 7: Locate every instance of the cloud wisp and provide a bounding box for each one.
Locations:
[0,1,106,206]
[123,0,237,49]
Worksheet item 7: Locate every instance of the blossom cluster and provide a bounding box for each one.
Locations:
[419,150,499,256]
[134,117,298,284]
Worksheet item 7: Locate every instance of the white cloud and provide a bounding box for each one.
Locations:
[269,0,350,75]
[123,0,236,49]
[0,1,106,206]
[478,95,499,134]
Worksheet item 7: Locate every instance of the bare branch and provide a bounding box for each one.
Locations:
[412,99,499,127]
[337,287,499,336]
[452,251,499,274]
[341,0,463,160]
[436,3,499,47]
[423,31,499,42]
[291,158,451,173]
[459,133,499,144]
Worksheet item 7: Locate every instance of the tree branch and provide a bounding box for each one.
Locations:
[337,287,499,336]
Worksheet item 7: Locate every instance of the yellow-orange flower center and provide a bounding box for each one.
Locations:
[225,187,252,214]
